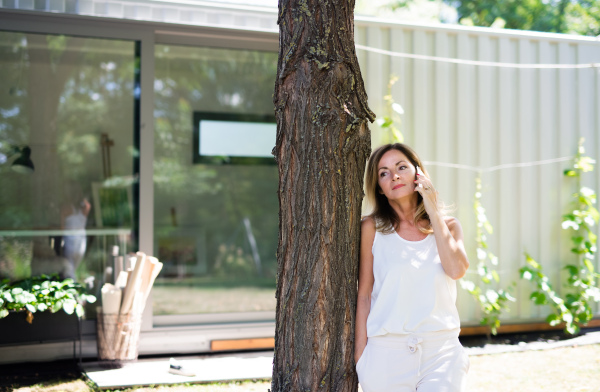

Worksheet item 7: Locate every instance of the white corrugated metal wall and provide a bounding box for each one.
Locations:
[356,20,600,326]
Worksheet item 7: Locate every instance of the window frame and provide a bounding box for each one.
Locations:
[0,9,279,361]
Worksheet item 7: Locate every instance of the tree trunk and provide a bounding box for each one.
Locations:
[271,0,374,391]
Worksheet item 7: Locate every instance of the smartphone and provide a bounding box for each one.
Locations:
[416,165,424,188]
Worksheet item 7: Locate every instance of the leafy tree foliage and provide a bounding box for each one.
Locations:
[387,0,600,36]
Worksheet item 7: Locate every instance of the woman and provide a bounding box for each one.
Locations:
[355,143,470,392]
[61,185,91,279]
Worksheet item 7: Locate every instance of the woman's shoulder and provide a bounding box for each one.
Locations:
[361,215,377,231]
[362,216,380,240]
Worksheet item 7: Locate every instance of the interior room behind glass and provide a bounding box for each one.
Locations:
[0,31,138,311]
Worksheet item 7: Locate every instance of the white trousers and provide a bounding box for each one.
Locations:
[356,329,470,392]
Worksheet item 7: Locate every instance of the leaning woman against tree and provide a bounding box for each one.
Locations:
[355,143,470,392]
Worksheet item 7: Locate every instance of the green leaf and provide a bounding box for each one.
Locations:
[476,248,487,261]
[486,290,499,303]
[492,270,500,282]
[530,292,547,305]
[564,265,579,277]
[62,300,76,315]
[391,128,404,143]
[525,254,540,269]
[577,159,595,173]
[589,209,600,224]
[565,293,580,306]
[484,221,493,234]
[563,312,574,324]
[76,304,85,318]
[51,301,62,313]
[566,323,579,335]
[377,117,393,128]
[520,269,533,281]
[584,259,595,273]
[564,169,578,177]
[562,220,580,230]
[546,314,561,326]
[489,255,499,266]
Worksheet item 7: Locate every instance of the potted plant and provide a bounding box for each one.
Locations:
[0,274,96,345]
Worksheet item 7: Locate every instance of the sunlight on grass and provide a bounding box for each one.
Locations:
[13,379,91,392]
[466,344,600,392]
[104,380,271,392]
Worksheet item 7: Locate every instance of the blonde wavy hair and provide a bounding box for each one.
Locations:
[365,143,444,234]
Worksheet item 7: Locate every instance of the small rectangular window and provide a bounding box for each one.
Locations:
[193,112,276,165]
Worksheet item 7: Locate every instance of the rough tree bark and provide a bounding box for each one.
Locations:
[272,0,375,391]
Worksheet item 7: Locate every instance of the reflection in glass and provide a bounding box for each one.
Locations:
[154,45,278,316]
[0,31,137,313]
[11,145,35,173]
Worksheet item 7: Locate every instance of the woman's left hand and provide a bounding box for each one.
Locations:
[414,170,439,215]
[414,170,470,280]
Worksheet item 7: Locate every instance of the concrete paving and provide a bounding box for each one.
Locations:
[83,351,273,389]
[464,330,600,356]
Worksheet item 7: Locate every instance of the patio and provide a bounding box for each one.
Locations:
[2,328,600,391]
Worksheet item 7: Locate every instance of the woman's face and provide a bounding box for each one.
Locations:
[377,149,417,202]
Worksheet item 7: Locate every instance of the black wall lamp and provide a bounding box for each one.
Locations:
[10,145,35,174]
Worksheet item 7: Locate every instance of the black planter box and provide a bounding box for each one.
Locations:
[0,311,80,345]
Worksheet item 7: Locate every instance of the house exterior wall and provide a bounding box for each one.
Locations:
[1,0,600,363]
[355,21,600,325]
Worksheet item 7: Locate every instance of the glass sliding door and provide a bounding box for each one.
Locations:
[0,31,139,316]
[153,44,278,316]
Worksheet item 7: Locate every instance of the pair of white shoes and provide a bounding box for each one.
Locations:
[168,358,196,377]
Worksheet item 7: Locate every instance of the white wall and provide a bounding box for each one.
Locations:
[356,20,600,325]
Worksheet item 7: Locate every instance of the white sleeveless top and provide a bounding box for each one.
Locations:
[366,230,461,337]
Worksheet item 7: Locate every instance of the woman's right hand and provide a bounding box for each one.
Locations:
[355,342,367,364]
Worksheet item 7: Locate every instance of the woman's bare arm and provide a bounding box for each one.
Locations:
[355,217,376,363]
[414,174,469,280]
[430,215,469,280]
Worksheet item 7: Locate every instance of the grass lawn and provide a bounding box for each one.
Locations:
[465,344,600,392]
[7,344,600,392]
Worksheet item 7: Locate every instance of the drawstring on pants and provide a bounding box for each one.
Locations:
[357,330,465,391]
[407,336,424,377]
